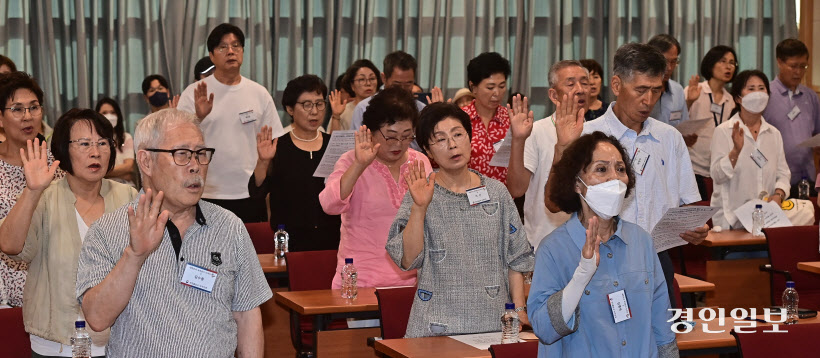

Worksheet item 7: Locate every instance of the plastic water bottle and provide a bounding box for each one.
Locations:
[752,204,765,237]
[799,177,811,199]
[501,303,520,344]
[340,258,358,299]
[782,281,799,325]
[70,320,92,358]
[274,224,289,258]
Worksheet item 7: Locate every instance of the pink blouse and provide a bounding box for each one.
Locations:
[320,149,432,289]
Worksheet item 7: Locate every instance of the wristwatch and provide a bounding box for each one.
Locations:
[514,305,527,313]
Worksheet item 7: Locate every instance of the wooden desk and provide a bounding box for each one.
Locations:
[374,336,491,358]
[702,229,764,247]
[797,261,820,275]
[677,314,820,355]
[257,254,287,279]
[675,273,715,293]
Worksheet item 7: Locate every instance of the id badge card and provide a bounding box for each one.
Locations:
[750,149,768,168]
[631,148,650,176]
[788,105,801,121]
[181,263,218,293]
[710,103,722,114]
[607,289,632,323]
[669,111,682,121]
[239,110,257,124]
[466,186,491,206]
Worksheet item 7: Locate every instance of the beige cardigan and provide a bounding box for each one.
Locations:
[3,178,137,344]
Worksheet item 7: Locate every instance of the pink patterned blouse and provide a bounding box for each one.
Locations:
[461,100,510,183]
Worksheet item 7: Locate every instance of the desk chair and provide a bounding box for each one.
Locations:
[488,341,538,358]
[0,307,31,358]
[375,286,416,339]
[763,226,820,310]
[285,250,346,357]
[731,323,820,358]
[244,222,275,254]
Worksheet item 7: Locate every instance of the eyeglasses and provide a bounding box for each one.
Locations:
[378,129,416,145]
[4,104,43,119]
[719,59,738,67]
[145,148,216,166]
[667,58,680,66]
[296,100,327,111]
[215,43,244,54]
[69,138,112,153]
[354,77,378,85]
[430,130,469,148]
[786,63,809,71]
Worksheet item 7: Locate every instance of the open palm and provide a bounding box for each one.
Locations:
[20,138,59,192]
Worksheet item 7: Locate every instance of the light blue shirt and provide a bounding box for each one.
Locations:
[528,213,676,357]
[650,80,689,127]
[582,103,701,234]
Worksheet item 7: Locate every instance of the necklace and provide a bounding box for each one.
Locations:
[290,130,320,142]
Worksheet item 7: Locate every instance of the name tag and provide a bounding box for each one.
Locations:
[466,186,491,206]
[181,263,217,293]
[608,289,632,323]
[710,103,722,114]
[492,139,504,153]
[788,105,801,121]
[239,110,257,124]
[669,111,682,121]
[750,149,768,168]
[632,148,650,176]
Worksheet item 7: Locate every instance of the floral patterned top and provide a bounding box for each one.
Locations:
[461,100,510,183]
[0,153,64,307]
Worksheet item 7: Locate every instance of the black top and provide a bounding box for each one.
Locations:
[248,133,341,252]
[585,101,609,121]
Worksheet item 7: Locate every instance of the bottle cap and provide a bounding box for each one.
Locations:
[755,204,762,209]
[277,224,286,230]
[505,302,515,310]
[75,320,86,328]
[345,258,353,264]
[786,281,795,288]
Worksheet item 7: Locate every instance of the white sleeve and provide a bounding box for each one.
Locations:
[561,253,598,323]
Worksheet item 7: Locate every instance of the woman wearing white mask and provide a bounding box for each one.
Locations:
[710,70,790,229]
[528,131,678,357]
[95,97,135,186]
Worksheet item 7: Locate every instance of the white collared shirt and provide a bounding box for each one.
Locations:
[710,114,791,229]
[684,81,735,176]
[582,103,701,235]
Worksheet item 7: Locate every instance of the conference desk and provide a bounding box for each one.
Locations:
[257,253,287,279]
[701,230,765,259]
[674,273,715,293]
[797,261,820,275]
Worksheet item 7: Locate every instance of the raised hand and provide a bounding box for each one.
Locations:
[508,94,534,140]
[731,121,744,152]
[426,87,450,104]
[329,89,348,119]
[194,81,215,119]
[404,160,436,208]
[554,92,585,148]
[168,94,181,109]
[127,189,170,258]
[256,125,278,162]
[687,75,701,102]
[19,138,59,192]
[353,125,380,167]
[582,216,602,266]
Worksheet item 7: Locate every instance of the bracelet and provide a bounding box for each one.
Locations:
[514,305,527,313]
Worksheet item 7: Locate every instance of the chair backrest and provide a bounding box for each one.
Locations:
[732,323,820,358]
[285,250,338,291]
[764,226,820,306]
[244,222,275,254]
[0,307,32,358]
[375,286,416,339]
[672,277,682,309]
[488,341,538,358]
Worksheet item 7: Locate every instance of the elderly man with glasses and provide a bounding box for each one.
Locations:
[76,108,271,357]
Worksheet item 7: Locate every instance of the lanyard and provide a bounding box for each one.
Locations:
[708,93,725,127]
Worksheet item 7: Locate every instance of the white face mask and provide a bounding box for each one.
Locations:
[103,113,118,128]
[577,177,627,220]
[740,91,769,114]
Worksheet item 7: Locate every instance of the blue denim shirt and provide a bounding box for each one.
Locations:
[528,213,677,357]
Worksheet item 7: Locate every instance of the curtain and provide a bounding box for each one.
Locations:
[0,0,797,129]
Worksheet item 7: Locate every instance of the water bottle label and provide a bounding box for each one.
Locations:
[608,289,632,323]
[180,263,217,293]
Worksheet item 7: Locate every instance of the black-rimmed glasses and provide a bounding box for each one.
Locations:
[145,148,216,166]
[378,129,415,145]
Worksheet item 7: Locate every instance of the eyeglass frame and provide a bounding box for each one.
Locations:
[718,59,738,68]
[378,129,416,145]
[3,104,44,119]
[429,129,470,148]
[354,77,378,85]
[295,100,328,112]
[215,43,244,54]
[144,148,216,166]
[68,138,114,153]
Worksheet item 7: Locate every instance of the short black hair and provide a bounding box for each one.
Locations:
[362,86,418,132]
[342,59,382,97]
[416,102,472,155]
[281,75,328,112]
[194,56,214,81]
[729,70,771,117]
[51,108,117,175]
[776,38,809,61]
[335,74,352,97]
[467,52,511,87]
[141,74,170,96]
[612,43,666,81]
[207,23,245,53]
[94,97,126,153]
[549,131,635,214]
[579,59,603,77]
[0,72,44,114]
[0,55,17,72]
[647,34,681,55]
[700,45,738,81]
[383,51,417,79]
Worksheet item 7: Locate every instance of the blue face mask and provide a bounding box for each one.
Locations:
[148,91,169,107]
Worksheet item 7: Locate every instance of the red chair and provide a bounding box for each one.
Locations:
[763,226,820,310]
[489,341,538,358]
[0,307,31,358]
[244,222,275,254]
[731,323,820,358]
[375,286,416,339]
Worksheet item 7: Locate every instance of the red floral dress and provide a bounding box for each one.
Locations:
[461,100,510,183]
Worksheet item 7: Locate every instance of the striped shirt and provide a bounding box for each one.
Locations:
[76,200,272,358]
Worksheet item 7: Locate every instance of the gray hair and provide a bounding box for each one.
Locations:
[548,60,589,88]
[134,108,201,151]
[612,42,667,82]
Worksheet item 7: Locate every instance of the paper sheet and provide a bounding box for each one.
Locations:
[674,117,710,136]
[798,133,820,148]
[448,332,522,350]
[733,199,793,232]
[650,206,718,253]
[489,130,513,167]
[312,130,356,177]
